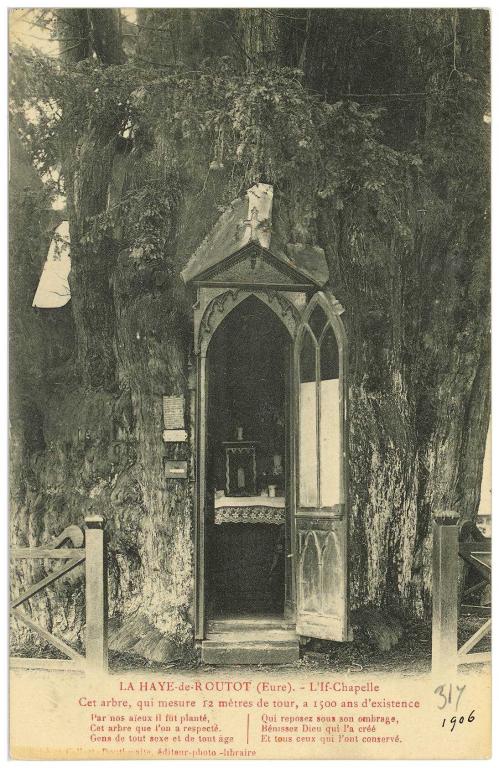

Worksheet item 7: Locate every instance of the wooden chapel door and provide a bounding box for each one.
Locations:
[293,291,350,641]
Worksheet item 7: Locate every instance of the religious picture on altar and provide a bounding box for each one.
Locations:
[8,6,491,761]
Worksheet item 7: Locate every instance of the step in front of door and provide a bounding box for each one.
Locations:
[202,627,299,665]
[207,617,295,634]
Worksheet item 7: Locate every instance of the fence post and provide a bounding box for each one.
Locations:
[432,510,460,676]
[85,515,108,674]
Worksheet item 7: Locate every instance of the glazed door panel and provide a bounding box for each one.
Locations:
[294,292,349,641]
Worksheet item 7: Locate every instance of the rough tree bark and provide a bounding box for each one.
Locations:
[11,9,195,659]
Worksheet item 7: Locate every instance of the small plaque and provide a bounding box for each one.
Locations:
[163,429,188,443]
[162,395,185,430]
[164,459,188,479]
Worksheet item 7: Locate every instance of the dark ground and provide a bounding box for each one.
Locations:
[12,610,490,677]
[105,613,489,676]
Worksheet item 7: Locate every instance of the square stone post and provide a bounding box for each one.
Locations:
[85,515,108,674]
[432,510,460,676]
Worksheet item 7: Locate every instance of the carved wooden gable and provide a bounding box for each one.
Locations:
[193,243,315,289]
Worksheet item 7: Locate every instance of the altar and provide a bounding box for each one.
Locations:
[214,495,285,525]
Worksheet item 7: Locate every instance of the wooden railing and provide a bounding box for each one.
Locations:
[10,515,108,674]
[432,511,491,675]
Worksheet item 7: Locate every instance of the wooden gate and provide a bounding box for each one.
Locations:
[10,515,108,673]
[432,511,491,674]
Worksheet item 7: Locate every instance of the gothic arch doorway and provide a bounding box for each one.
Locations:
[182,185,349,661]
[204,295,293,621]
[192,286,350,652]
[194,290,297,639]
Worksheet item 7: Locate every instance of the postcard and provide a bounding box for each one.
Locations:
[9,6,491,759]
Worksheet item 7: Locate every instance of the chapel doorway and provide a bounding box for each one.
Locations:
[205,296,290,620]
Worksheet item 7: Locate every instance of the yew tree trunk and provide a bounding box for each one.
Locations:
[10,9,196,660]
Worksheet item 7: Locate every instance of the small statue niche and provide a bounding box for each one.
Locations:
[222,439,257,497]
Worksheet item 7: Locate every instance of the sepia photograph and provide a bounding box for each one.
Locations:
[8,4,491,759]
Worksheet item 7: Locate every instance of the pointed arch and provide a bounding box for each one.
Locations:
[321,530,342,616]
[295,290,347,358]
[299,531,321,613]
[197,288,299,356]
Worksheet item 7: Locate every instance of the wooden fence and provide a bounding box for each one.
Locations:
[432,510,491,675]
[10,515,108,674]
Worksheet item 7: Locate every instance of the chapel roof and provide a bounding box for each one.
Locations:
[181,184,329,287]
